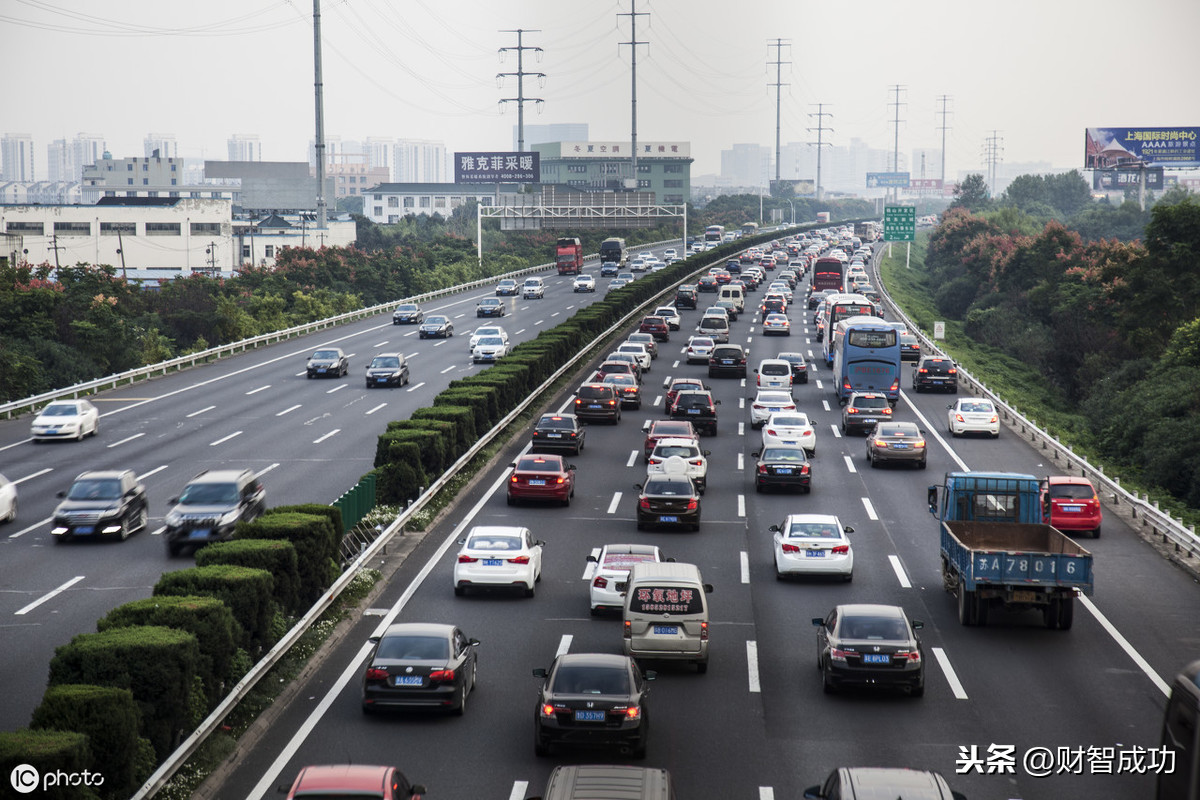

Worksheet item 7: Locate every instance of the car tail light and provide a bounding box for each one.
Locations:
[829,647,849,663]
[639,498,651,510]
[540,704,557,717]
[618,705,642,719]
[948,368,957,375]
[882,407,892,415]
[873,438,886,447]
[766,428,777,436]
[366,667,389,681]
[842,379,852,392]
[889,378,899,392]
[895,650,921,662]
[801,464,810,475]
[623,620,632,639]
[510,475,519,483]
[686,498,698,510]
[955,413,965,422]
[575,398,583,405]
[555,476,565,484]
[593,575,608,589]
[700,621,709,641]
[648,457,662,465]
[429,669,456,682]
[831,544,849,554]
[508,555,531,564]
[781,543,800,553]
[918,368,928,374]
[609,399,617,406]
[915,439,926,447]
[989,415,998,423]
[457,555,478,563]
[847,406,858,414]
[689,459,703,466]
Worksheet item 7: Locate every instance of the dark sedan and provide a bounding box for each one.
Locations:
[812,604,925,696]
[533,653,653,758]
[752,446,812,493]
[361,622,480,715]
[899,333,922,362]
[635,475,701,531]
[476,297,506,317]
[418,316,454,339]
[697,275,719,292]
[391,303,424,324]
[51,470,149,542]
[306,347,349,378]
[668,390,719,436]
[364,353,410,388]
[531,413,586,455]
[638,316,670,342]
[777,351,809,384]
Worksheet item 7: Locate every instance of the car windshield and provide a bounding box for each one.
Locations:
[655,445,698,459]
[689,339,714,348]
[537,416,572,429]
[467,534,523,551]
[396,305,418,312]
[852,396,888,409]
[1050,483,1094,499]
[516,456,559,471]
[758,394,792,405]
[370,357,400,368]
[839,615,908,641]
[779,353,804,363]
[644,478,693,496]
[877,424,917,437]
[426,317,447,324]
[67,479,121,501]
[478,337,503,346]
[578,386,611,399]
[311,350,339,360]
[178,482,239,505]
[786,522,841,539]
[376,635,448,661]
[604,375,636,386]
[771,415,810,427]
[674,395,709,409]
[762,448,806,462]
[480,299,499,305]
[476,328,501,337]
[499,280,516,287]
[41,404,79,417]
[552,666,630,695]
[654,422,693,435]
[960,401,994,413]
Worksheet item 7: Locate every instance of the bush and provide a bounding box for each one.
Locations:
[0,729,100,800]
[47,625,200,761]
[377,424,452,476]
[196,539,302,616]
[264,503,345,550]
[234,513,338,607]
[412,405,476,451]
[432,389,494,432]
[153,566,275,652]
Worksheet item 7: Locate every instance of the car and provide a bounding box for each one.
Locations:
[531,413,586,455]
[496,278,519,296]
[476,297,507,317]
[761,412,816,455]
[523,277,546,299]
[947,397,1000,437]
[280,764,425,800]
[586,544,669,615]
[750,390,797,429]
[777,351,809,383]
[643,418,699,460]
[668,390,719,436]
[361,622,479,715]
[574,383,622,423]
[653,306,682,330]
[638,251,654,261]
[603,373,642,409]
[469,325,509,352]
[766,281,793,301]
[617,272,637,283]
[771,513,854,580]
[803,767,965,800]
[533,653,653,758]
[30,399,100,442]
[306,347,350,378]
[635,474,702,531]
[164,468,266,556]
[697,275,719,292]
[707,344,748,378]
[912,356,957,392]
[811,300,828,325]
[608,278,630,290]
[714,299,741,321]
[663,379,707,417]
[0,474,15,523]
[600,261,620,277]
[573,274,596,292]
[626,332,659,359]
[50,470,149,543]
[695,314,729,343]
[710,269,732,285]
[760,297,787,317]
[899,333,922,361]
[755,358,793,391]
[812,603,925,696]
[391,303,424,324]
[507,454,576,507]
[675,285,698,309]
[702,305,732,324]
[616,342,653,371]
[597,359,641,385]
[685,336,716,364]
[646,438,710,492]
[638,316,670,342]
[418,316,454,339]
[866,421,927,468]
[365,353,410,387]
[751,445,812,493]
[841,392,893,435]
[472,336,508,363]
[453,525,544,596]
[663,248,678,259]
[1041,475,1103,538]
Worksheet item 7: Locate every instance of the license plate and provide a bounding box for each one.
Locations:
[392,676,423,686]
[892,443,909,449]
[75,526,94,535]
[189,529,211,539]
[862,418,876,423]
[376,378,388,383]
[723,360,733,365]
[776,468,793,475]
[804,550,826,558]
[574,710,606,722]
[653,625,679,635]
[659,515,679,523]
[687,408,701,414]
[528,479,546,486]
[589,404,602,409]
[1011,590,1038,603]
[546,433,562,438]
[769,407,781,412]
[862,654,890,664]
[1062,505,1082,512]
[483,559,503,567]
[317,368,327,373]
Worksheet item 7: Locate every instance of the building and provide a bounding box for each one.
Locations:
[325,153,390,199]
[205,161,334,211]
[227,134,262,162]
[721,144,772,189]
[232,212,356,269]
[47,134,106,183]
[362,183,497,224]
[394,139,448,183]
[81,155,235,204]
[0,181,82,205]
[514,123,588,151]
[144,134,178,160]
[365,137,395,178]
[533,141,692,204]
[1,134,35,182]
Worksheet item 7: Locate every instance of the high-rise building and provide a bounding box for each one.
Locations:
[1,133,35,181]
[46,134,105,183]
[394,139,447,183]
[228,134,261,162]
[74,134,105,176]
[720,144,771,189]
[47,139,70,183]
[144,133,177,159]
[514,123,588,151]
[365,137,395,179]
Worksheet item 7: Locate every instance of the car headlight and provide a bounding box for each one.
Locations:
[165,510,183,527]
[98,507,122,518]
[218,509,241,526]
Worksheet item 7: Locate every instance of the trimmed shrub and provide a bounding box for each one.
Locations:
[196,539,302,616]
[31,684,153,799]
[432,389,493,432]
[377,425,451,476]
[372,461,427,506]
[47,625,200,761]
[412,405,476,451]
[264,503,345,550]
[0,729,100,800]
[154,565,275,651]
[233,513,337,607]
[97,595,238,707]
[441,383,501,422]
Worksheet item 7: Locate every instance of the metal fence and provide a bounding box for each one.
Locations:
[332,473,376,531]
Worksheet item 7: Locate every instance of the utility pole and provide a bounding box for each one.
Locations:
[49,234,63,270]
[116,228,127,280]
[312,0,328,230]
[618,0,649,191]
[936,94,952,190]
[498,29,545,153]
[206,240,218,272]
[807,103,833,202]
[983,131,1003,197]
[888,85,906,203]
[767,39,791,186]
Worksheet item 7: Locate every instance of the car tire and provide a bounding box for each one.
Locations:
[991,431,1000,439]
[755,484,763,493]
[910,679,925,698]
[867,452,876,467]
[454,584,465,597]
[506,495,515,506]
[166,541,182,557]
[453,683,467,716]
[696,661,708,674]
[524,583,535,598]
[918,459,927,470]
[636,521,645,531]
[1092,526,1101,539]
[822,664,837,694]
[361,703,376,715]
[843,572,853,583]
[632,742,648,760]
[2,497,15,523]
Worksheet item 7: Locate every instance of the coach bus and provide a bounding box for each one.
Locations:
[704,225,725,245]
[820,293,878,366]
[810,256,845,295]
[832,316,901,404]
[741,222,759,238]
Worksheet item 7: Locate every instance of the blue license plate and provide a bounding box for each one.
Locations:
[317,368,327,373]
[589,404,602,409]
[653,625,679,635]
[892,443,909,449]
[546,433,562,438]
[75,526,94,535]
[1062,505,1082,512]
[776,468,793,474]
[862,654,890,665]
[687,408,701,414]
[574,710,606,722]
[769,407,781,412]
[528,479,546,486]
[804,550,826,558]
[659,515,679,523]
[188,529,211,540]
[483,559,503,567]
[862,418,876,423]
[393,676,423,686]
[723,360,733,364]
[376,378,388,383]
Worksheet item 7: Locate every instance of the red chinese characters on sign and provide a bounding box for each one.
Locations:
[634,587,695,613]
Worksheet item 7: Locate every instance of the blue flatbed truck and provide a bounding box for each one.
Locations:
[928,472,1094,629]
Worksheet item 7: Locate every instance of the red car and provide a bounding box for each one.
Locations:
[283,765,425,800]
[712,269,733,285]
[638,316,670,342]
[1041,476,1103,538]
[507,454,576,507]
[664,378,707,416]
[643,419,699,462]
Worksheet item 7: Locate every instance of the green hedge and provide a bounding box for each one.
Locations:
[234,513,338,607]
[97,594,238,707]
[47,625,200,761]
[377,424,452,476]
[265,503,345,549]
[154,565,276,651]
[31,684,153,799]
[412,405,476,451]
[432,389,495,432]
[0,729,100,800]
[196,539,302,616]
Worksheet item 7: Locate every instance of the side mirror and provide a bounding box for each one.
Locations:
[769,524,781,532]
[912,621,924,630]
[751,451,762,459]
[634,484,644,491]
[409,786,428,797]
[702,450,711,456]
[508,462,517,468]
[169,497,180,505]
[568,465,577,471]
[703,583,714,593]
[810,618,824,627]
[665,557,676,562]
[644,670,657,681]
[714,399,722,405]
[536,540,546,547]
[532,668,548,678]
[927,485,939,515]
[368,635,381,645]
[843,525,855,533]
[457,538,466,545]
[586,554,598,563]
[468,638,481,646]
[57,490,66,498]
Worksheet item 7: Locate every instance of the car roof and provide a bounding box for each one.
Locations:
[554,652,632,669]
[837,603,906,619]
[653,437,701,448]
[380,622,455,638]
[467,524,529,537]
[291,764,397,794]
[72,470,131,481]
[187,469,252,485]
[1047,475,1094,486]
[784,513,841,526]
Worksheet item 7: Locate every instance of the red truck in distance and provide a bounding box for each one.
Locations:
[556,237,583,275]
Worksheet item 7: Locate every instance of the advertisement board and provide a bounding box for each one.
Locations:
[455,151,539,183]
[559,141,690,159]
[909,178,944,190]
[1093,168,1164,191]
[866,172,911,188]
[1085,127,1200,169]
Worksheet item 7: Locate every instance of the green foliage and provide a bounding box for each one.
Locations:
[196,540,302,617]
[153,566,276,652]
[0,729,100,800]
[236,511,339,606]
[950,173,993,212]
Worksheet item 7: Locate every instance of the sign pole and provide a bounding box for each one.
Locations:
[477,203,483,266]
[906,241,910,269]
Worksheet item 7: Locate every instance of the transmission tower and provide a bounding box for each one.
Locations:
[936,95,953,188]
[983,131,1004,197]
[807,104,833,202]
[888,85,906,202]
[618,0,649,189]
[767,39,791,185]
[498,29,545,153]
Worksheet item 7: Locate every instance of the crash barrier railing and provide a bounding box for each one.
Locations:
[869,244,1200,564]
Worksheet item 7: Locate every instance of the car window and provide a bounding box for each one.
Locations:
[42,404,79,417]
[839,615,909,641]
[644,478,694,495]
[786,522,841,539]
[960,401,994,412]
[771,415,809,427]
[311,350,340,359]
[761,363,790,375]
[1049,483,1094,499]
[467,534,522,550]
[517,456,559,470]
[552,666,630,695]
[655,445,698,459]
[762,448,806,462]
[67,479,122,501]
[377,635,449,660]
[370,357,400,368]
[852,396,888,409]
[578,385,612,399]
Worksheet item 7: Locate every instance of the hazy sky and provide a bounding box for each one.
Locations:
[5,0,1199,178]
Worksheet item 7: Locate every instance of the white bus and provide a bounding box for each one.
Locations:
[704,225,725,244]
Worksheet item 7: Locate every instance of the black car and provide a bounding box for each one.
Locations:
[306,347,349,378]
[533,653,653,758]
[675,285,698,309]
[812,604,925,696]
[574,383,622,424]
[419,315,454,339]
[51,470,149,543]
[751,446,812,493]
[164,468,266,557]
[697,275,719,293]
[912,356,957,392]
[361,622,479,715]
[635,475,702,531]
[777,351,809,383]
[476,297,507,317]
[364,353,410,388]
[600,261,620,277]
[899,333,921,362]
[668,390,719,436]
[708,344,748,378]
[841,392,893,435]
[760,297,786,316]
[531,413,586,455]
[391,303,424,324]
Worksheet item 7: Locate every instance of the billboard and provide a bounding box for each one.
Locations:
[559,141,690,158]
[866,172,910,188]
[909,178,944,190]
[1085,127,1200,169]
[1093,168,1164,191]
[455,151,539,183]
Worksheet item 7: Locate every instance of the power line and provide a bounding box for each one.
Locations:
[497,29,545,153]
[807,103,833,202]
[767,38,791,184]
[888,84,906,203]
[617,0,649,187]
[983,131,1004,197]
[936,94,953,187]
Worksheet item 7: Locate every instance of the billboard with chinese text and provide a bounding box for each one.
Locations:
[909,178,944,190]
[455,151,539,183]
[1085,128,1200,169]
[866,172,910,188]
[1092,168,1164,191]
[558,141,690,159]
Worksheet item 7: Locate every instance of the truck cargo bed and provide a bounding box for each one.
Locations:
[942,520,1093,593]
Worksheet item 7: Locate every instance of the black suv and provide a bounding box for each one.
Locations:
[531,413,586,455]
[574,383,622,424]
[52,470,149,543]
[708,344,748,378]
[669,390,720,436]
[912,356,958,393]
[164,469,267,556]
[675,285,698,309]
[841,392,893,435]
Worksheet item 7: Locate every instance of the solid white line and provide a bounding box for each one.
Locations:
[747,640,761,693]
[276,404,302,416]
[406,381,426,392]
[626,450,638,468]
[209,431,242,446]
[186,405,216,418]
[13,468,52,485]
[843,455,856,474]
[8,516,51,539]
[556,634,573,658]
[737,494,746,517]
[106,433,145,449]
[365,403,387,415]
[137,465,169,481]
[737,452,744,471]
[15,576,85,616]
[245,385,271,395]
[862,497,878,520]
[901,389,970,472]
[740,551,750,584]
[738,422,745,436]
[888,555,912,588]
[1079,594,1171,696]
[313,429,340,444]
[440,365,456,374]
[607,492,622,514]
[830,424,840,438]
[325,383,347,393]
[931,647,969,699]
[508,782,529,800]
[582,548,601,580]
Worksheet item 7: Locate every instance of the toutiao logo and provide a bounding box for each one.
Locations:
[10,764,39,794]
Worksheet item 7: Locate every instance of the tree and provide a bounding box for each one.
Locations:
[950,173,992,213]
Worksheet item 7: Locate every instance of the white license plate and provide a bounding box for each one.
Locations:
[546,433,562,438]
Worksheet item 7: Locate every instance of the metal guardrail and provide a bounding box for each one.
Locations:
[870,242,1200,564]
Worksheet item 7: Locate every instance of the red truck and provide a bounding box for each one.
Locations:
[555,237,583,275]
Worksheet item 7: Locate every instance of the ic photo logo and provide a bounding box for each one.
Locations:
[10,764,39,794]
[9,763,105,793]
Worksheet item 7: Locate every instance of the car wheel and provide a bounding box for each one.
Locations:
[632,741,648,760]
[534,732,551,757]
[774,559,784,580]
[135,506,149,533]
[918,459,927,470]
[524,583,535,598]
[454,584,465,597]
[361,703,376,715]
[696,661,708,674]
[166,541,182,557]
[867,452,876,467]
[1092,526,1101,539]
[506,495,515,506]
[636,521,645,531]
[452,683,467,716]
[843,571,853,582]
[910,678,925,698]
[991,431,1000,439]
[822,664,837,694]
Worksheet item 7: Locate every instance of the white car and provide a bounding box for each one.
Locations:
[653,306,682,331]
[663,248,678,259]
[638,251,653,261]
[750,390,796,429]
[31,399,100,442]
[523,277,545,299]
[761,412,816,456]
[0,474,16,523]
[585,544,667,615]
[685,336,716,364]
[572,275,595,292]
[453,525,544,597]
[948,398,1000,438]
[646,439,709,493]
[469,325,509,352]
[472,336,509,363]
[767,282,793,302]
[762,313,791,336]
[770,513,854,580]
[755,358,794,391]
[616,343,652,372]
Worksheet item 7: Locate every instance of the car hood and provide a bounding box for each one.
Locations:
[34,415,81,426]
[366,366,404,375]
[307,359,339,366]
[54,497,124,516]
[170,503,236,518]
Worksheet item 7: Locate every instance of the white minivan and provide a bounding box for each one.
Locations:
[622,561,713,673]
[523,277,546,299]
[717,285,745,313]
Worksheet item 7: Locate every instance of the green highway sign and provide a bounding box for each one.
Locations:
[884,205,916,242]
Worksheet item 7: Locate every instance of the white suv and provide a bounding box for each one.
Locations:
[645,438,710,493]
[755,358,794,391]
[523,277,545,299]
